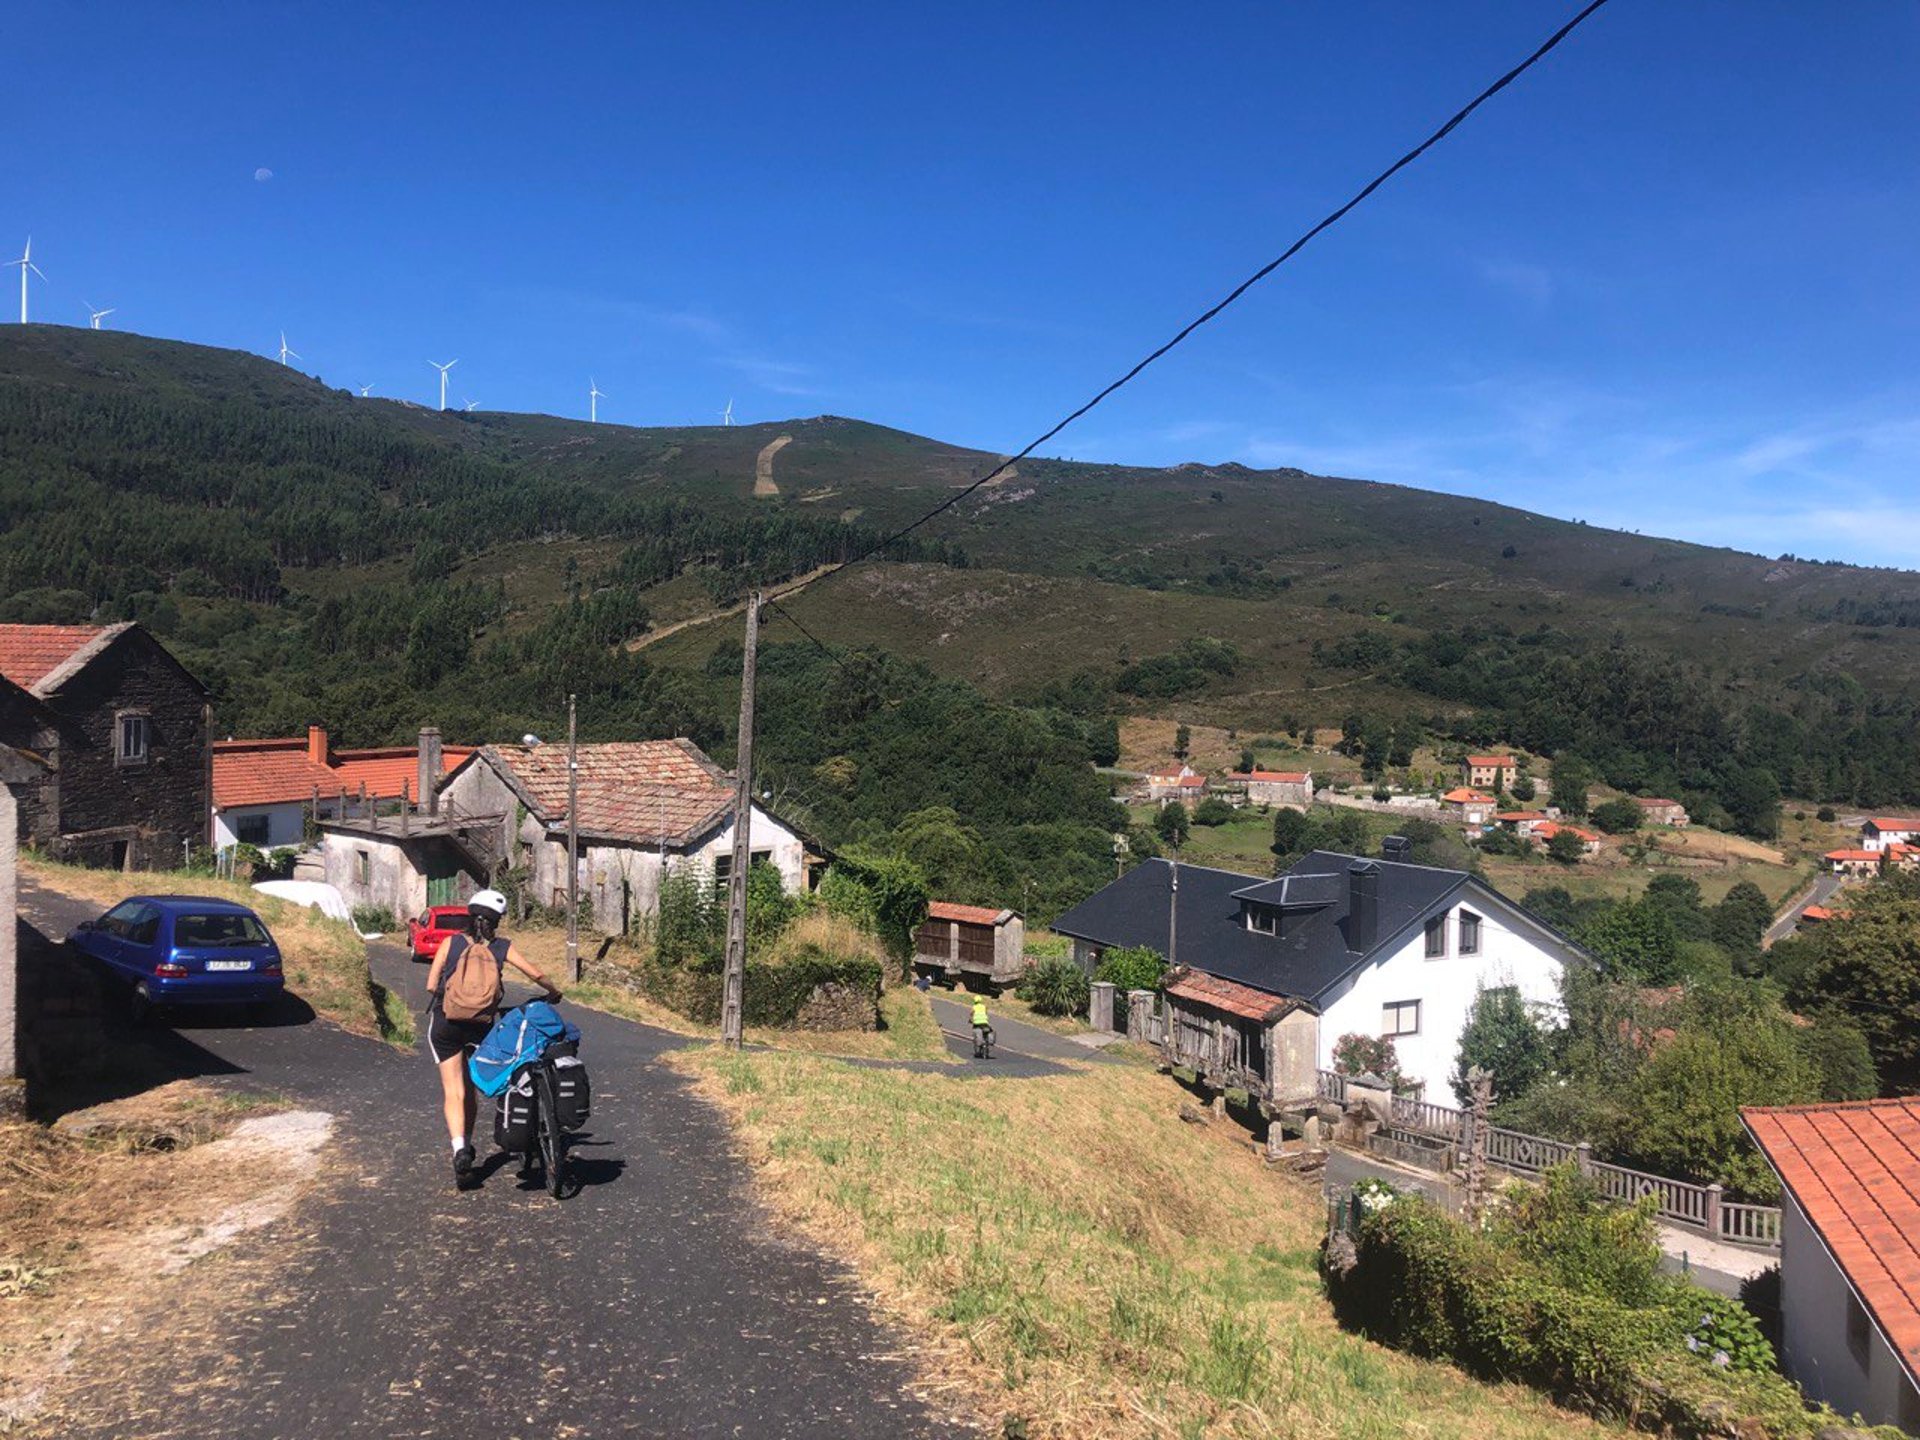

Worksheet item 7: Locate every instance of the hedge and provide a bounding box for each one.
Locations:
[599,947,883,1029]
[1324,1196,1841,1438]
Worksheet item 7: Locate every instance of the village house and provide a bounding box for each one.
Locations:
[1861,817,1920,853]
[1533,820,1602,856]
[1493,809,1553,838]
[912,901,1026,988]
[1236,769,1313,810]
[1632,796,1690,827]
[1439,788,1497,828]
[0,623,209,870]
[433,738,820,936]
[1743,1098,1920,1432]
[1050,837,1580,1102]
[1461,754,1518,791]
[1825,848,1885,878]
[1144,764,1208,804]
[211,725,474,853]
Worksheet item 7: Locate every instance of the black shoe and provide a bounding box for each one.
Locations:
[453,1143,476,1189]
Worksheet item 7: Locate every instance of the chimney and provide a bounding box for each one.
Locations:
[1382,834,1412,863]
[418,726,443,815]
[1347,861,1380,953]
[307,725,329,766]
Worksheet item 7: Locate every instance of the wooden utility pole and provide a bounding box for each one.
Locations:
[720,591,761,1049]
[566,693,580,983]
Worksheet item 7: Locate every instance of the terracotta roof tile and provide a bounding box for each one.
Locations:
[1867,818,1920,833]
[485,739,735,846]
[1442,788,1495,803]
[212,740,338,809]
[330,745,474,801]
[1241,770,1310,783]
[1826,849,1881,863]
[0,623,131,695]
[1163,967,1296,1023]
[927,901,1009,925]
[1744,1097,1920,1389]
[1465,754,1514,767]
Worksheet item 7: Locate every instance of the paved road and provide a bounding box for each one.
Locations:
[1765,871,1843,945]
[926,993,1117,1069]
[21,878,973,1439]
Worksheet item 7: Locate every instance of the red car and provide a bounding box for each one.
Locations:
[407,905,471,962]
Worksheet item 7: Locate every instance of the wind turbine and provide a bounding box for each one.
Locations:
[358,383,373,397]
[278,331,300,366]
[589,378,605,423]
[83,301,115,330]
[722,398,734,427]
[462,397,478,413]
[8,238,46,324]
[430,359,457,412]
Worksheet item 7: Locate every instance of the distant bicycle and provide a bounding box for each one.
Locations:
[973,1024,995,1060]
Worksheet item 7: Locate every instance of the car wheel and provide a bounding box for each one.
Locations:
[129,984,156,1026]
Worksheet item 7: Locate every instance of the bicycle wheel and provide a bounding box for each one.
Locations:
[535,1065,567,1199]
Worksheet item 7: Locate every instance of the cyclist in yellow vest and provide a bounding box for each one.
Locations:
[970,995,992,1057]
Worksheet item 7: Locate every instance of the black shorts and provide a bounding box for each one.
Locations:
[427,1009,492,1065]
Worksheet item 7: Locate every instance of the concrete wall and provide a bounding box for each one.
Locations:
[1315,895,1563,1100]
[213,800,308,851]
[1272,1007,1319,1101]
[1780,1193,1920,1428]
[321,832,430,919]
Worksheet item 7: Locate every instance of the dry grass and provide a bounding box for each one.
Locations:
[21,858,405,1044]
[679,1050,1606,1440]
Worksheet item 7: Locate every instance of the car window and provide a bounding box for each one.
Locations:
[175,913,271,947]
[436,912,470,931]
[125,904,162,947]
[101,899,143,937]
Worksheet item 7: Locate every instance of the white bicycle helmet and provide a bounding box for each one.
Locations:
[468,888,508,918]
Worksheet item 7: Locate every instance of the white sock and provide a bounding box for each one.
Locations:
[451,1135,468,1153]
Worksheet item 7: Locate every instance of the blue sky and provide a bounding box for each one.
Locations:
[4,2,1917,564]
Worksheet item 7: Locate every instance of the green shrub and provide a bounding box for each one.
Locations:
[1018,956,1091,1017]
[1093,944,1164,993]
[1192,797,1236,827]
[1491,1165,1664,1307]
[351,904,398,934]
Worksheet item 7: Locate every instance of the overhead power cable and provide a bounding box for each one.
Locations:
[777,0,1613,615]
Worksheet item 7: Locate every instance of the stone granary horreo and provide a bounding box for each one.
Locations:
[0,623,210,870]
[438,738,822,935]
[1051,837,1581,1105]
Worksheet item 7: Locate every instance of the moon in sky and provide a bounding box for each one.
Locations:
[254,167,274,183]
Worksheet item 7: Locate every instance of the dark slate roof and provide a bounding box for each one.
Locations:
[1050,851,1471,1006]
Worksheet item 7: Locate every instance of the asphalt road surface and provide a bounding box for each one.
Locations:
[21,878,976,1439]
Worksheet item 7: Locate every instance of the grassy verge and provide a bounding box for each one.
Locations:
[512,924,952,1063]
[678,1049,1602,1439]
[21,857,407,1045]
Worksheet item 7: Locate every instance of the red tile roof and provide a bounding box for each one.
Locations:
[927,901,1009,925]
[1495,810,1548,823]
[1633,797,1683,808]
[1465,754,1514,768]
[482,739,736,846]
[1535,821,1600,843]
[1163,968,1295,1023]
[1800,905,1849,923]
[212,740,338,809]
[1866,818,1920,833]
[1241,770,1310,783]
[329,745,474,801]
[1744,1098,1920,1390]
[0,622,132,695]
[1441,787,1494,804]
[1826,849,1881,863]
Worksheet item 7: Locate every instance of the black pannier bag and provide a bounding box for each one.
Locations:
[494,1070,535,1151]
[551,1055,591,1131]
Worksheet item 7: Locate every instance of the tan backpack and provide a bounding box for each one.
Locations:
[439,935,505,1022]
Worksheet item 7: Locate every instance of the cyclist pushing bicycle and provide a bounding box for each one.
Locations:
[970,994,994,1059]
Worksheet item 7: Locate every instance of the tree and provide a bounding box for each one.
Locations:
[1271,807,1312,861]
[1238,747,1256,774]
[1546,828,1586,866]
[1576,899,1680,983]
[1549,757,1595,817]
[1643,872,1710,941]
[1192,797,1235,827]
[1590,798,1643,835]
[1331,1032,1401,1085]
[1155,800,1190,849]
[1476,824,1527,857]
[1174,724,1191,760]
[1796,873,1920,1090]
[1094,944,1165,993]
[1797,1013,1877,1101]
[1712,881,1774,970]
[1510,774,1537,803]
[1451,986,1555,1107]
[1721,764,1782,840]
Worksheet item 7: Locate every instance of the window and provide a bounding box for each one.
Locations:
[355,849,371,888]
[1424,915,1447,958]
[712,849,773,886]
[115,711,150,766]
[124,903,161,947]
[101,899,143,937]
[1247,905,1276,935]
[176,913,271,947]
[1459,910,1482,956]
[1382,1000,1421,1037]
[1847,1292,1872,1371]
[237,814,271,847]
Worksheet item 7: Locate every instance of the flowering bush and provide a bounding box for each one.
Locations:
[1353,1177,1400,1213]
[1677,1293,1775,1375]
[1331,1032,1402,1085]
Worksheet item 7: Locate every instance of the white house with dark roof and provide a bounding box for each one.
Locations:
[1051,837,1581,1102]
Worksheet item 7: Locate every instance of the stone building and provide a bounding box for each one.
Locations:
[0,623,210,869]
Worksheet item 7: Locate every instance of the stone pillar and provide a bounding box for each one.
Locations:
[418,726,443,816]
[1575,1140,1593,1177]
[1088,980,1117,1033]
[1346,1072,1393,1127]
[1705,1182,1723,1240]
[1126,988,1154,1042]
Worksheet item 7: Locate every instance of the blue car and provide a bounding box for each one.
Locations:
[68,895,286,1018]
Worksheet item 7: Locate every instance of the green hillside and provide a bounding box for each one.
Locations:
[3,326,1919,863]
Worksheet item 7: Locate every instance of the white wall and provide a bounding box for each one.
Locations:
[319,833,428,920]
[213,801,309,852]
[1316,894,1564,1100]
[1780,1193,1920,1428]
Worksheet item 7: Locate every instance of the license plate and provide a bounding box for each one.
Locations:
[206,960,252,972]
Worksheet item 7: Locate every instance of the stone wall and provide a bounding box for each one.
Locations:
[792,980,880,1032]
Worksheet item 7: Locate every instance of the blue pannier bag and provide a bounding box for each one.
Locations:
[468,1001,580,1097]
